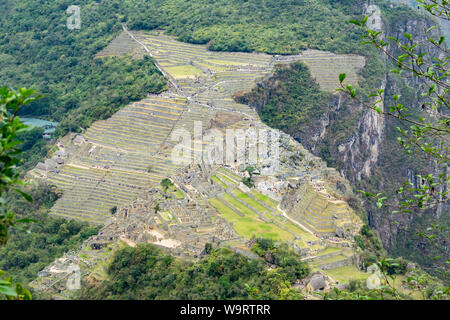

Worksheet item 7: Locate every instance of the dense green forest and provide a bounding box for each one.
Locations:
[79,240,309,300]
[1,0,447,299]
[127,0,365,54]
[0,184,100,285]
[0,0,386,137]
[235,62,331,141]
[17,128,50,172]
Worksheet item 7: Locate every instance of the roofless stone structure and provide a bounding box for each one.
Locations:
[30,30,368,298]
[30,29,365,231]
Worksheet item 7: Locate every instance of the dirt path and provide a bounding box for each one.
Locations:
[277,203,317,238]
[122,23,180,92]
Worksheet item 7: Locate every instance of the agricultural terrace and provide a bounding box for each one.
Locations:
[284,182,362,236]
[276,50,365,92]
[35,31,364,228]
[95,31,146,59]
[203,167,361,282]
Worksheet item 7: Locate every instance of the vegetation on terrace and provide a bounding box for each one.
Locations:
[78,243,308,300]
[0,0,167,138]
[0,0,389,138]
[0,184,100,286]
[208,169,331,249]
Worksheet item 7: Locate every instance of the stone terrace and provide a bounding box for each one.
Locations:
[30,31,365,225]
[34,93,191,223]
[95,30,146,59]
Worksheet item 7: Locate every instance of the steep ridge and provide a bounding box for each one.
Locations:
[29,30,366,225]
[32,163,365,298]
[30,95,190,223]
[29,30,371,298]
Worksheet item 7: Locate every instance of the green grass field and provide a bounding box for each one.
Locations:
[211,175,227,188]
[218,168,242,181]
[165,65,202,79]
[264,212,316,242]
[173,189,185,199]
[314,254,348,266]
[232,190,268,212]
[216,186,318,245]
[208,198,294,241]
[216,173,238,186]
[160,211,173,221]
[222,194,256,216]
[158,184,186,199]
[324,265,370,283]
[249,190,279,209]
[316,246,342,256]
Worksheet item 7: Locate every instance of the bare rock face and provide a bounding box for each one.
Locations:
[365,4,384,32]
[240,4,447,256]
[305,272,333,293]
[308,275,327,291]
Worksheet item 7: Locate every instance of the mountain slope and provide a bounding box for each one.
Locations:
[238,2,449,281]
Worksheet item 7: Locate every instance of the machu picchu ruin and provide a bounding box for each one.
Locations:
[33,163,367,299]
[29,27,366,225]
[29,27,377,298]
[3,0,448,305]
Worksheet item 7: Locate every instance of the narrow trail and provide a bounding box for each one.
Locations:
[124,25,263,157]
[277,203,317,238]
[121,23,181,92]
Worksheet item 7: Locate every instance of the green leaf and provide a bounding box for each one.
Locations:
[429,83,436,94]
[362,16,368,25]
[0,284,17,297]
[339,73,346,83]
[15,218,39,224]
[349,19,361,26]
[13,189,33,203]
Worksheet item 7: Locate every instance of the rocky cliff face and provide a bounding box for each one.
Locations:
[242,2,448,271]
[318,5,446,249]
[344,5,446,248]
[337,4,386,182]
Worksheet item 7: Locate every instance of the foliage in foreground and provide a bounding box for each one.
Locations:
[339,0,449,283]
[0,184,100,286]
[0,86,101,299]
[79,243,309,300]
[0,86,40,299]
